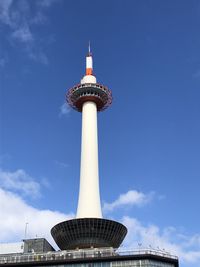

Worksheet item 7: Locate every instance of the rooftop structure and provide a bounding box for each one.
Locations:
[0,246,179,267]
[0,239,54,257]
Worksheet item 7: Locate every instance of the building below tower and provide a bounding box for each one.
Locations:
[0,243,179,267]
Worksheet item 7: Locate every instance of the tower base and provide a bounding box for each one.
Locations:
[51,218,127,250]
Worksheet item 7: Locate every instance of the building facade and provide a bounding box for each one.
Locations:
[0,246,179,267]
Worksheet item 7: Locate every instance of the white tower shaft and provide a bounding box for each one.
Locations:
[76,101,102,218]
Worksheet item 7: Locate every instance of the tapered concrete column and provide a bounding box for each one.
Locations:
[76,101,102,218]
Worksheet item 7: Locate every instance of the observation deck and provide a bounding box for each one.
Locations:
[51,218,127,250]
[66,83,112,112]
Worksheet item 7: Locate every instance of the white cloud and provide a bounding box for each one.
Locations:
[31,11,47,25]
[0,0,13,26]
[0,0,60,64]
[54,160,69,168]
[0,57,7,68]
[29,49,49,65]
[0,188,73,247]
[122,216,200,265]
[59,102,71,117]
[193,69,200,78]
[0,168,41,198]
[103,190,153,212]
[0,1,31,34]
[105,191,200,265]
[11,23,33,43]
[37,0,61,8]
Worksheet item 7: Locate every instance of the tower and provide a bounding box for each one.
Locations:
[0,47,179,267]
[51,46,127,250]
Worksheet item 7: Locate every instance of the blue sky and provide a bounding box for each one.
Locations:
[0,0,200,266]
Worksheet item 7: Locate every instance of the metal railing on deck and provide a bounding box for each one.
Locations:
[0,247,178,265]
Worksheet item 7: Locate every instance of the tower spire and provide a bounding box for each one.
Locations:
[86,43,93,76]
[88,41,91,55]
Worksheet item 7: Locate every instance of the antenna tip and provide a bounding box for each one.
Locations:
[88,41,91,56]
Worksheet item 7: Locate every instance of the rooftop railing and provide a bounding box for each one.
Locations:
[0,247,178,265]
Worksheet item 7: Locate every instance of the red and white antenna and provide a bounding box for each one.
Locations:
[86,41,93,75]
